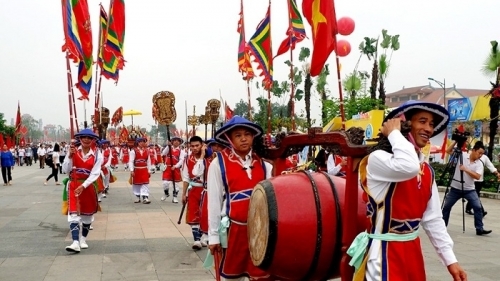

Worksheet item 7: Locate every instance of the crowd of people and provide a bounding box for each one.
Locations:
[7,100,499,280]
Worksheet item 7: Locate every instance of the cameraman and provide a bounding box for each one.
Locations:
[465,141,500,216]
[442,140,492,235]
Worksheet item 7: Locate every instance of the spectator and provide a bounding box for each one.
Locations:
[1,144,15,186]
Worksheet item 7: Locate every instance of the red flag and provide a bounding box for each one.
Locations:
[302,0,338,76]
[6,136,12,148]
[15,101,22,135]
[225,102,234,121]
[0,134,4,146]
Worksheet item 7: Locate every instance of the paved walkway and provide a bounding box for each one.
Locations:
[0,164,498,280]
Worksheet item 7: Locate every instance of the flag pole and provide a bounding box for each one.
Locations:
[94,4,105,134]
[335,56,345,129]
[65,52,75,138]
[70,81,80,132]
[288,0,295,131]
[185,100,188,140]
[266,0,272,136]
[246,80,252,121]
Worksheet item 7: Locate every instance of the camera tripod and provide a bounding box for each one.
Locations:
[440,146,466,233]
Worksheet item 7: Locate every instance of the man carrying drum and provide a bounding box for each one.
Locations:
[206,116,275,280]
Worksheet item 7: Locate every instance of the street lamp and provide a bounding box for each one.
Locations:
[428,77,446,109]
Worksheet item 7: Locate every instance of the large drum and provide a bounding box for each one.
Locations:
[248,171,367,281]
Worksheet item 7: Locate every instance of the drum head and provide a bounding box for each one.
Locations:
[248,183,269,267]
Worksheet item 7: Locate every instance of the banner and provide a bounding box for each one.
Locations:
[448,98,472,121]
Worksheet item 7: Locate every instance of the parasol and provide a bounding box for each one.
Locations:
[123,109,142,126]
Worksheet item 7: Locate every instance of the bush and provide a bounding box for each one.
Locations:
[429,162,499,192]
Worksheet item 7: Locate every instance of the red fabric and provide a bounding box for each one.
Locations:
[162,147,182,181]
[132,148,149,185]
[121,147,129,163]
[15,102,21,135]
[199,190,208,233]
[302,0,338,77]
[101,148,111,175]
[225,102,234,122]
[111,148,119,166]
[285,154,298,169]
[360,160,433,280]
[184,154,207,225]
[148,148,157,165]
[155,146,162,164]
[334,155,347,175]
[217,149,272,279]
[186,187,203,225]
[67,150,99,216]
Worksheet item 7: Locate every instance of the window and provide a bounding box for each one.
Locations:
[410,94,419,100]
[391,97,398,103]
[399,96,409,102]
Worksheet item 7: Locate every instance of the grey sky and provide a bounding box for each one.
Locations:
[0,0,498,131]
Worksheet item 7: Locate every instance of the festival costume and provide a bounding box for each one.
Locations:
[207,116,276,280]
[347,101,457,281]
[182,152,209,247]
[111,146,119,168]
[129,145,152,203]
[120,146,130,170]
[161,145,185,202]
[61,128,103,253]
[155,145,162,169]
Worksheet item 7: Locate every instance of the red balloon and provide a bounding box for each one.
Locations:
[337,17,355,36]
[336,40,351,57]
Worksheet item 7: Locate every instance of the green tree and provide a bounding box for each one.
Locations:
[378,30,400,105]
[482,40,500,159]
[21,114,43,142]
[323,94,386,122]
[359,37,378,99]
[233,99,254,120]
[299,47,313,127]
[316,65,330,126]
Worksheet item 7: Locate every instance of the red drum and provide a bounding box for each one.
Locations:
[247,171,366,281]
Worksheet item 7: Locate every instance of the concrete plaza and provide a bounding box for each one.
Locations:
[0,164,498,280]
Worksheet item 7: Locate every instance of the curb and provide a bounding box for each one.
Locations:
[438,186,500,200]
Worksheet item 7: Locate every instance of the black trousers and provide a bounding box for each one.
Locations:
[46,165,59,182]
[465,181,485,212]
[1,166,12,184]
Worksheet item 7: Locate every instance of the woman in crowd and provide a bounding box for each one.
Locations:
[0,144,15,186]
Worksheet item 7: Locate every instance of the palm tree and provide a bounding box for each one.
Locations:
[299,47,312,127]
[344,72,362,99]
[378,30,400,105]
[359,37,378,99]
[482,40,500,159]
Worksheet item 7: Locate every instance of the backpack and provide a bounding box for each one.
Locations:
[45,153,54,167]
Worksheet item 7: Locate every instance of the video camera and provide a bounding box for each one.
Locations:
[451,128,470,147]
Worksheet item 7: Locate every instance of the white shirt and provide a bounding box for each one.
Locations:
[450,152,484,191]
[478,154,496,182]
[162,146,186,169]
[62,147,103,188]
[364,130,457,276]
[207,149,273,245]
[38,148,46,156]
[326,154,343,176]
[181,154,205,183]
[102,148,112,169]
[128,148,152,172]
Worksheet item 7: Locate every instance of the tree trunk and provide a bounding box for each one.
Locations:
[488,98,499,160]
[378,79,386,106]
[320,91,327,126]
[370,60,379,100]
[304,73,312,128]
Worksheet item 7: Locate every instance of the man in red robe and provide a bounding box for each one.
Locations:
[161,136,186,204]
[129,138,153,204]
[350,101,467,281]
[207,116,275,280]
[181,136,209,250]
[62,129,102,253]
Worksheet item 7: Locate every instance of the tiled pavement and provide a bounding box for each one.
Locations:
[0,164,498,280]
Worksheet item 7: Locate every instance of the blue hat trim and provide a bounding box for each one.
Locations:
[135,137,147,143]
[385,101,449,137]
[170,136,184,144]
[205,138,226,147]
[214,116,263,146]
[74,129,99,140]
